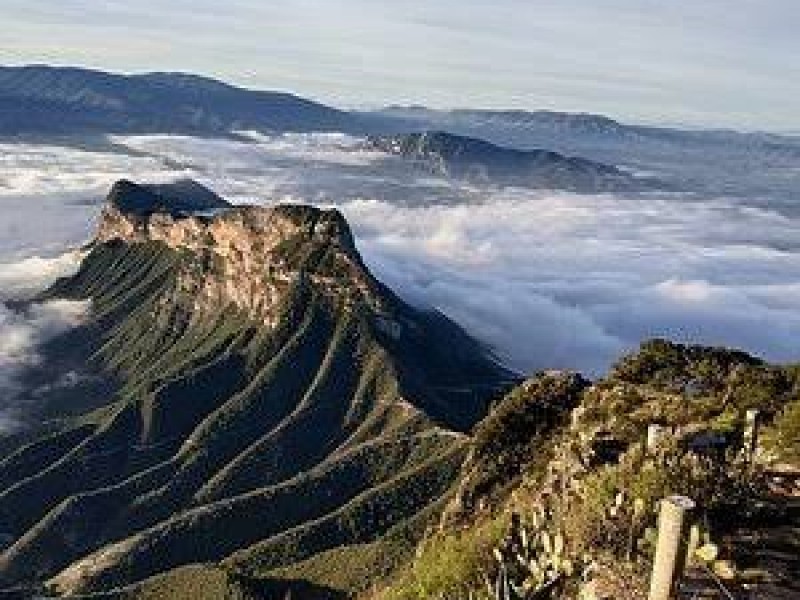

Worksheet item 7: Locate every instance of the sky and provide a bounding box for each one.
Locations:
[1,0,799,131]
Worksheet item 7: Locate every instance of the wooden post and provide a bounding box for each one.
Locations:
[646,424,665,453]
[648,495,695,600]
[685,523,701,568]
[743,409,759,459]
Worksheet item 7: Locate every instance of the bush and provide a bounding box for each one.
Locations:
[763,397,800,463]
[610,339,762,394]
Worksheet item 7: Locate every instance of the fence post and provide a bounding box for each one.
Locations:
[743,409,759,460]
[646,424,665,453]
[648,495,695,600]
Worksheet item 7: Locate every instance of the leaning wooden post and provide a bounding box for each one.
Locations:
[648,495,695,600]
[743,409,759,461]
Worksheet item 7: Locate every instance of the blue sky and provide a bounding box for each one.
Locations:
[1,0,798,131]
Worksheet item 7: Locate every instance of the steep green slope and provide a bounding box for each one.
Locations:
[0,181,511,597]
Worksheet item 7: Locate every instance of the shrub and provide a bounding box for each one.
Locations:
[610,339,762,394]
[763,396,800,463]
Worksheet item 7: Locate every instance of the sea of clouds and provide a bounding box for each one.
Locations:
[1,132,799,389]
[0,238,89,430]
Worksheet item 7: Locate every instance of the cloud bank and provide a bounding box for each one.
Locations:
[342,193,800,374]
[1,133,798,380]
[0,252,90,432]
[0,252,83,301]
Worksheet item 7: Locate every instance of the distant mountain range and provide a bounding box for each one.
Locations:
[0,65,373,135]
[367,131,655,192]
[377,105,800,150]
[2,65,796,146]
[0,180,511,597]
[0,64,638,140]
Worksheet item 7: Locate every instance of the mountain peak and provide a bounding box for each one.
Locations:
[106,179,231,217]
[100,179,357,264]
[97,181,377,324]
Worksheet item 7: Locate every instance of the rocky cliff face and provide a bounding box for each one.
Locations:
[97,180,389,328]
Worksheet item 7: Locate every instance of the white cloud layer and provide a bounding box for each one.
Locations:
[0,252,83,301]
[0,250,90,432]
[0,296,90,433]
[342,194,800,374]
[0,134,799,380]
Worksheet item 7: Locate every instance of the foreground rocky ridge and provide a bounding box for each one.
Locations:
[376,341,800,600]
[0,181,510,597]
